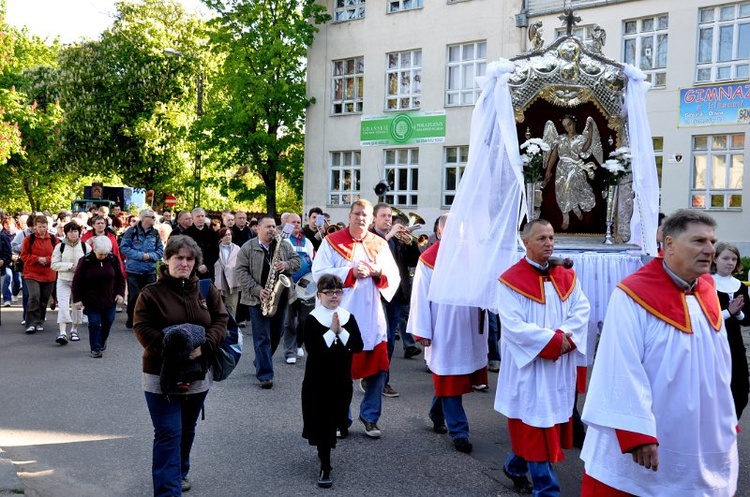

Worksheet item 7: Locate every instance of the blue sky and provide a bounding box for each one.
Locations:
[5,0,208,43]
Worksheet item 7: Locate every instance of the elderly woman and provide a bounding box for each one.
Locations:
[71,236,126,357]
[214,227,241,316]
[51,221,87,345]
[134,235,227,496]
[712,241,750,422]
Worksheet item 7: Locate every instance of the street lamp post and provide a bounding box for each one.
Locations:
[165,48,203,208]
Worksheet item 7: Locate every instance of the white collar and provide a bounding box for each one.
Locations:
[712,273,741,294]
[309,305,351,328]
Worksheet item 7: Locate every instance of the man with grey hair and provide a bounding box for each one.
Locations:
[120,208,163,329]
[581,210,738,496]
[184,208,219,281]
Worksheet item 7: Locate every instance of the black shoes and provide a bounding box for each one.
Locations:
[181,477,191,492]
[453,437,473,453]
[317,468,332,488]
[404,346,422,359]
[503,466,533,494]
[336,426,348,439]
[431,419,448,434]
[260,380,273,389]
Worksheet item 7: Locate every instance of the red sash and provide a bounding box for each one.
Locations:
[498,258,576,304]
[325,228,385,262]
[419,241,439,269]
[617,259,722,334]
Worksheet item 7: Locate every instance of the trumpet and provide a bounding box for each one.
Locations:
[326,224,340,234]
[390,208,428,246]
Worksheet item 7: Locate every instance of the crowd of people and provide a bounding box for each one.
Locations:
[0,202,746,496]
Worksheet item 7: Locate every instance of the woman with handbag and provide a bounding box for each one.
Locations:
[134,235,227,496]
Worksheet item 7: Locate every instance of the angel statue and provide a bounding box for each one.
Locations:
[542,115,603,229]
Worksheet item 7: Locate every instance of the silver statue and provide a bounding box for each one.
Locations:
[542,115,603,229]
[587,24,606,54]
[529,21,544,51]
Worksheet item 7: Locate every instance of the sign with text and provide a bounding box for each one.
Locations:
[360,111,446,146]
[678,83,750,127]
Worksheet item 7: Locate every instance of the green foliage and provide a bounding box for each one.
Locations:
[200,0,329,216]
[738,257,750,282]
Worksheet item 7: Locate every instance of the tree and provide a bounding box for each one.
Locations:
[56,0,206,196]
[201,0,329,216]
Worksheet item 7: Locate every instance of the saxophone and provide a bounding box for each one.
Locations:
[261,233,291,317]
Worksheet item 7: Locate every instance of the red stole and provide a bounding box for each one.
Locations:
[617,258,722,334]
[419,240,439,269]
[325,227,385,262]
[498,258,576,304]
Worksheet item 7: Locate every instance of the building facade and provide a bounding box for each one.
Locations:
[304,0,749,248]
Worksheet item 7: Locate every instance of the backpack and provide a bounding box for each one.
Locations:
[59,241,87,256]
[199,279,243,381]
[17,232,58,273]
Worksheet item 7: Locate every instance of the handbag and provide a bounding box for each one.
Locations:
[199,279,243,381]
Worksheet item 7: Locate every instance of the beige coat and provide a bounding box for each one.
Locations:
[235,237,301,306]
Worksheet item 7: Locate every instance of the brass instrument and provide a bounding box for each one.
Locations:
[390,208,428,246]
[326,224,340,234]
[261,232,292,317]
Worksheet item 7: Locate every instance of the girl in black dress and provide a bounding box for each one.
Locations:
[712,241,750,422]
[301,274,363,488]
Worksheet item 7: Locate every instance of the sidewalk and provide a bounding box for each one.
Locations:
[0,449,23,496]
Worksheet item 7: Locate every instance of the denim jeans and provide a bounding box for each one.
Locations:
[429,395,469,440]
[360,370,386,423]
[488,312,501,362]
[248,301,287,381]
[25,279,54,327]
[145,390,208,497]
[85,305,116,353]
[127,272,156,325]
[384,299,415,385]
[505,451,560,497]
[2,267,11,303]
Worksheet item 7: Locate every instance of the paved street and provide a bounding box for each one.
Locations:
[0,302,749,496]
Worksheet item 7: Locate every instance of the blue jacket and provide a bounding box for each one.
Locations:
[120,223,164,275]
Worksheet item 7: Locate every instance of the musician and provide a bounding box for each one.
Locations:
[302,207,324,251]
[311,199,400,438]
[370,203,422,398]
[235,215,301,389]
[282,214,315,364]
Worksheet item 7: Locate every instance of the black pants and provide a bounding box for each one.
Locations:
[25,279,54,327]
[126,272,156,326]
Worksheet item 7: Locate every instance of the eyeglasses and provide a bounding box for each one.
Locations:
[320,290,343,297]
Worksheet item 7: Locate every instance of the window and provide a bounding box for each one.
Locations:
[384,148,419,206]
[388,0,422,12]
[554,24,594,42]
[332,57,364,115]
[443,146,468,206]
[696,2,750,82]
[691,133,744,209]
[385,50,422,110]
[653,136,664,189]
[623,15,668,87]
[334,0,365,22]
[329,151,361,205]
[446,41,487,106]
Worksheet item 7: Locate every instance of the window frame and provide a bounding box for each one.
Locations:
[328,150,362,206]
[383,148,419,207]
[385,49,422,111]
[695,2,750,83]
[622,14,669,88]
[331,56,364,116]
[333,0,366,22]
[442,145,469,207]
[690,133,745,211]
[387,0,423,13]
[445,40,487,107]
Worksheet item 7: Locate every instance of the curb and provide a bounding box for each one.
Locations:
[0,449,23,495]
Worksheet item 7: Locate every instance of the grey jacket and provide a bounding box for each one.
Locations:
[235,237,301,306]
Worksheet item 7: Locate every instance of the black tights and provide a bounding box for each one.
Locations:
[317,444,332,471]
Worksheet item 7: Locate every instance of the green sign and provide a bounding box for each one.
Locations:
[360,111,446,146]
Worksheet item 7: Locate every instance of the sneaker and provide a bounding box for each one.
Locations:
[56,334,69,345]
[2,301,10,307]
[181,477,191,492]
[317,469,332,488]
[25,325,36,334]
[503,466,533,494]
[260,380,273,389]
[382,384,400,398]
[453,437,473,453]
[70,332,80,342]
[488,360,501,372]
[285,357,297,364]
[90,350,103,358]
[21,320,26,325]
[472,384,489,392]
[431,419,448,434]
[404,346,422,359]
[359,416,381,438]
[35,325,44,332]
[296,347,305,357]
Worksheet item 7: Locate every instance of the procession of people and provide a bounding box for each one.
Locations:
[1,200,745,496]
